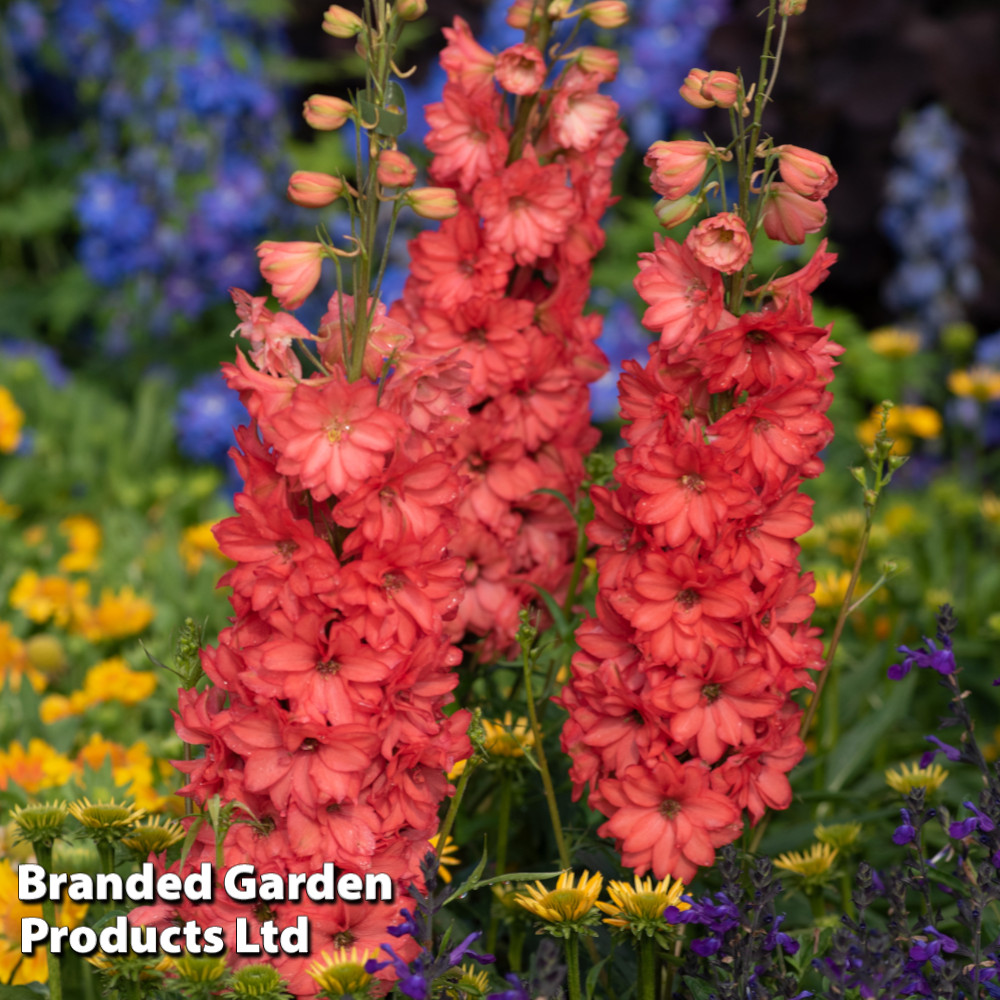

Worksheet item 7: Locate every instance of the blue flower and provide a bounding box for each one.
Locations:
[892,808,917,846]
[920,735,962,767]
[175,372,247,467]
[488,973,530,1000]
[888,635,955,680]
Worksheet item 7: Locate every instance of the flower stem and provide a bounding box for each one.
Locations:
[564,934,582,1000]
[436,758,475,861]
[638,936,657,1000]
[522,642,570,870]
[35,843,63,1000]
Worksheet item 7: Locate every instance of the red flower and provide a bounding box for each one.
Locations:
[597,758,742,882]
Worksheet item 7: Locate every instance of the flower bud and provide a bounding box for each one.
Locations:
[376,149,417,188]
[644,139,714,201]
[761,182,827,245]
[547,0,573,17]
[257,241,326,309]
[654,195,701,229]
[679,68,714,109]
[395,0,427,20]
[573,46,619,81]
[303,94,353,131]
[582,1,628,28]
[773,144,838,200]
[322,4,363,37]
[700,70,741,109]
[506,0,540,29]
[406,187,459,220]
[779,0,807,14]
[287,171,346,208]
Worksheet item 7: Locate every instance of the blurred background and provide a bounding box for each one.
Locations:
[1,0,1000,868]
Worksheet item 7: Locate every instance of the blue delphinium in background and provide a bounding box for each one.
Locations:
[880,105,980,341]
[174,371,247,493]
[15,0,293,349]
[590,299,652,422]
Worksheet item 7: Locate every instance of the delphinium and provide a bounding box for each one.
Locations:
[15,0,292,358]
[131,3,477,995]
[881,104,981,342]
[559,0,842,883]
[391,1,628,654]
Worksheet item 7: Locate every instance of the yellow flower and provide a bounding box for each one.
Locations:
[982,492,1000,527]
[447,757,467,782]
[307,947,374,997]
[456,964,490,995]
[73,586,155,641]
[516,870,603,926]
[22,524,45,546]
[429,834,460,884]
[9,570,90,628]
[81,656,158,707]
[947,366,1000,402]
[885,761,948,795]
[57,515,102,573]
[40,693,76,724]
[0,622,45,693]
[483,712,535,758]
[856,404,942,456]
[774,843,838,880]
[69,798,145,838]
[813,823,862,850]
[121,816,185,855]
[0,495,21,520]
[0,739,78,794]
[0,386,24,454]
[0,859,88,985]
[75,735,171,812]
[866,326,921,359]
[812,570,852,609]
[179,521,225,573]
[596,874,689,934]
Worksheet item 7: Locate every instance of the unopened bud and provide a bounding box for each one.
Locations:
[700,70,741,109]
[779,0,807,14]
[506,0,542,29]
[679,68,714,109]
[406,187,459,220]
[303,94,353,131]
[287,170,346,208]
[654,194,701,229]
[322,4,363,37]
[582,1,627,28]
[376,149,417,188]
[573,46,619,81]
[395,0,426,21]
[547,0,573,17]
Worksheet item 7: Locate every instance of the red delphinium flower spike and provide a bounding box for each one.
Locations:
[560,45,841,881]
[395,9,628,656]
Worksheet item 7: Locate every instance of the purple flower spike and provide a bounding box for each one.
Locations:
[893,808,917,845]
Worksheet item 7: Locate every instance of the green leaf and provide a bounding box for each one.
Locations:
[0,188,74,237]
[826,673,914,792]
[0,985,50,1000]
[460,869,563,893]
[680,976,718,1000]
[584,952,612,1000]
[178,815,205,871]
[532,487,576,517]
[529,584,571,639]
[441,839,490,908]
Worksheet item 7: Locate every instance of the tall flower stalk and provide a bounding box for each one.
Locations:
[132,4,474,995]
[559,0,843,883]
[392,0,628,657]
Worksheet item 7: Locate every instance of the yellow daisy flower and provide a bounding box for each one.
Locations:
[774,843,838,882]
[516,870,603,930]
[429,834,460,883]
[307,947,374,997]
[0,386,24,454]
[948,366,1000,402]
[596,874,689,935]
[866,327,921,359]
[57,514,102,573]
[885,761,948,795]
[483,712,535,758]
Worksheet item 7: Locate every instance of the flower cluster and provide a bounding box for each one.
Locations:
[881,104,980,340]
[13,0,292,345]
[559,65,841,881]
[392,6,627,653]
[134,6,479,993]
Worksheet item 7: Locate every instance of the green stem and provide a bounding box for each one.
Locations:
[436,758,476,861]
[638,936,657,1000]
[508,924,525,973]
[97,841,116,876]
[522,645,570,870]
[561,506,589,616]
[486,773,513,953]
[35,843,63,1000]
[564,934,582,1000]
